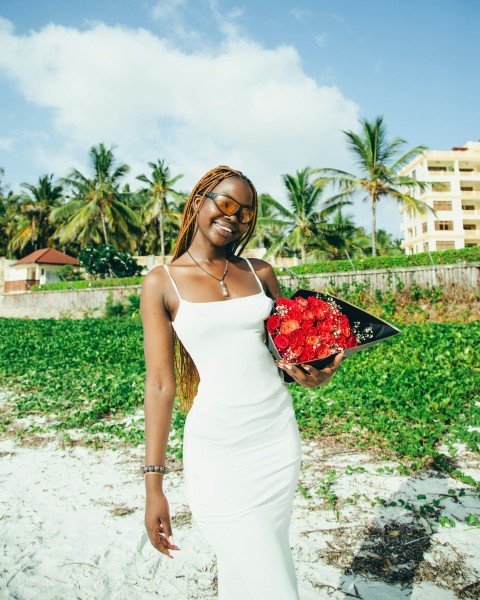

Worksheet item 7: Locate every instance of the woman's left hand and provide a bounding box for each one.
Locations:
[276,351,344,388]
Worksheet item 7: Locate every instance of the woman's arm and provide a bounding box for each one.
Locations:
[251,258,343,388]
[140,267,180,558]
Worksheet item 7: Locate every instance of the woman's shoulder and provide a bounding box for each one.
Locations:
[244,257,275,274]
[141,264,171,294]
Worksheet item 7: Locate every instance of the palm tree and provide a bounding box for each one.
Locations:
[51,143,140,248]
[323,209,370,266]
[313,116,431,257]
[247,193,289,258]
[136,159,184,264]
[265,167,351,263]
[9,174,63,253]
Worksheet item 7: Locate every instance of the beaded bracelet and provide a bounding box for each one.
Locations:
[141,465,170,474]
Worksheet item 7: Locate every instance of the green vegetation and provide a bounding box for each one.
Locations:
[313,115,429,257]
[286,246,480,275]
[1,116,435,263]
[290,321,480,467]
[0,317,478,468]
[28,245,480,292]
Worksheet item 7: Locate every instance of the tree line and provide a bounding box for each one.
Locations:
[0,116,429,264]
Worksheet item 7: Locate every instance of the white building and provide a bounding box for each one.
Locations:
[3,247,80,293]
[399,141,480,254]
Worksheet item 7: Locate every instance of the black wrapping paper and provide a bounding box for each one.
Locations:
[264,289,401,384]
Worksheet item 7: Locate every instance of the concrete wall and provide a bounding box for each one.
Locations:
[0,285,141,319]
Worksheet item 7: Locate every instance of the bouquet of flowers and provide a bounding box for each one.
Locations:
[265,289,400,383]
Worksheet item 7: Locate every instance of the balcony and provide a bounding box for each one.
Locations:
[462,210,480,218]
[461,191,480,199]
[464,230,480,238]
[458,170,480,178]
[427,169,453,176]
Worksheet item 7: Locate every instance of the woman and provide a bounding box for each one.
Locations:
[140,165,343,599]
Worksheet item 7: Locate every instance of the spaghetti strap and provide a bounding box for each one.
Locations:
[163,264,182,301]
[244,257,264,294]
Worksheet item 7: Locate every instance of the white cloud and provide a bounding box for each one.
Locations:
[0,16,359,204]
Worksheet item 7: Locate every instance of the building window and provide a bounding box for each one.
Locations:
[464,224,477,230]
[422,222,427,233]
[433,201,452,211]
[41,268,45,275]
[461,186,473,191]
[434,221,454,231]
[411,169,417,180]
[407,228,412,239]
[414,226,417,237]
[462,205,475,210]
[465,242,479,247]
[428,165,453,172]
[436,241,455,251]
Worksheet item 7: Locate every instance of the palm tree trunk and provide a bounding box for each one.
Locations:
[159,200,165,264]
[345,249,356,271]
[101,212,109,244]
[301,245,306,264]
[371,196,377,258]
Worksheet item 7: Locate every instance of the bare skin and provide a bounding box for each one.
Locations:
[139,176,343,558]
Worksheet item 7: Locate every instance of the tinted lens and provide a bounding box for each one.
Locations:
[213,194,254,224]
[214,195,238,216]
[238,208,254,224]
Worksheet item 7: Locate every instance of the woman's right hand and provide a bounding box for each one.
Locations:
[145,489,181,558]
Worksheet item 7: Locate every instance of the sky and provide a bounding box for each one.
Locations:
[0,0,479,237]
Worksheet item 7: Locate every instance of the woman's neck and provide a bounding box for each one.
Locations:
[187,239,230,263]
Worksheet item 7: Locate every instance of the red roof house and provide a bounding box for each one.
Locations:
[4,247,80,293]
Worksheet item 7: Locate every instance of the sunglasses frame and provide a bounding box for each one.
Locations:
[205,191,254,224]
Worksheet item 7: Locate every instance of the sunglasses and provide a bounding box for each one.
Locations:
[205,191,255,224]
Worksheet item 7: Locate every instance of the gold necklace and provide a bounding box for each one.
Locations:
[187,250,230,297]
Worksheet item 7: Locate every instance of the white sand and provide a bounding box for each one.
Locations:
[0,433,479,600]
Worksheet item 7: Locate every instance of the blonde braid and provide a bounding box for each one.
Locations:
[172,166,258,413]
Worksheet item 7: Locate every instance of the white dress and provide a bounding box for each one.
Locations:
[163,258,303,599]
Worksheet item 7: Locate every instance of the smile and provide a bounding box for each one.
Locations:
[214,222,234,236]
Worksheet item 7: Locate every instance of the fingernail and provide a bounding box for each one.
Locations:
[168,535,174,546]
[284,364,292,370]
[304,366,311,371]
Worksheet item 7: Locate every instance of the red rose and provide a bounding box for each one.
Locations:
[273,334,290,350]
[276,298,295,311]
[280,319,300,335]
[302,323,317,337]
[298,346,315,362]
[295,297,309,308]
[289,344,304,358]
[267,315,281,334]
[337,314,351,336]
[301,309,315,322]
[289,331,306,347]
[334,334,348,348]
[314,306,329,321]
[316,344,332,359]
[346,334,358,348]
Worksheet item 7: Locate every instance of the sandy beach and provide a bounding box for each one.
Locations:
[1,427,479,600]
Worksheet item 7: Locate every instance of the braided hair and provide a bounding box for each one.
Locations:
[172,165,258,413]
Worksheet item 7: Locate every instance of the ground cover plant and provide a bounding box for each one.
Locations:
[0,316,478,469]
[287,246,480,275]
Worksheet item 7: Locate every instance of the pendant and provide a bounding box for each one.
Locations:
[220,280,229,297]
